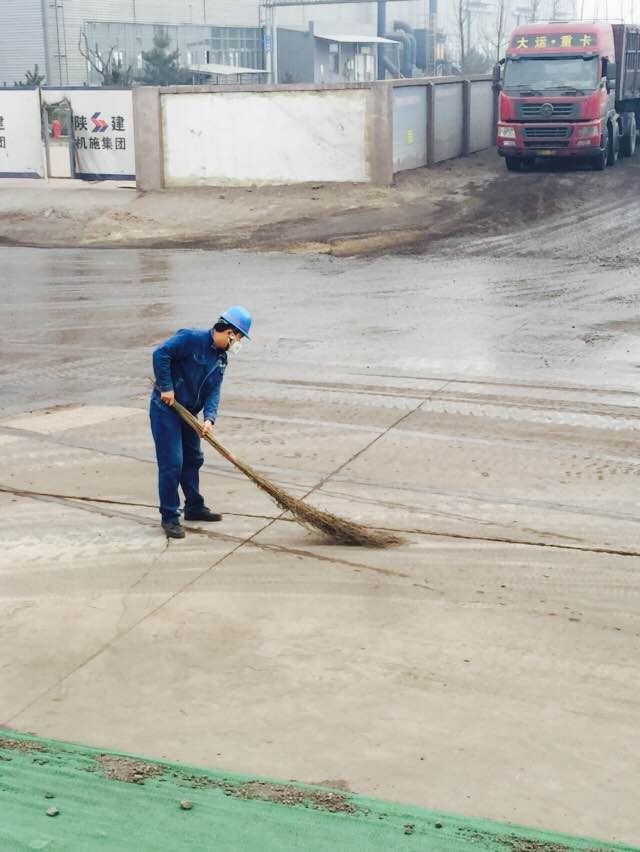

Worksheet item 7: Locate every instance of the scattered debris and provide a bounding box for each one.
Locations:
[0,736,47,753]
[95,755,162,785]
[179,800,193,810]
[404,823,415,835]
[181,775,357,814]
[458,828,602,852]
[229,781,356,813]
[46,806,59,817]
[44,792,55,799]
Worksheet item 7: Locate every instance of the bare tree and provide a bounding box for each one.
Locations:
[482,0,509,64]
[529,0,542,22]
[78,32,132,86]
[455,0,467,70]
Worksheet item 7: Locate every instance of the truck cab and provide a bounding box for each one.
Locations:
[497,22,638,170]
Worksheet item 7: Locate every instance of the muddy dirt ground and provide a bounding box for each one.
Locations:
[0,153,639,846]
[3,150,640,256]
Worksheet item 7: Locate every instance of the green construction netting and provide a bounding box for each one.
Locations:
[0,729,636,852]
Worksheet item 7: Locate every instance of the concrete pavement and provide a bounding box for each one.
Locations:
[1,243,639,846]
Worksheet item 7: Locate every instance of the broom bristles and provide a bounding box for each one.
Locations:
[172,400,401,548]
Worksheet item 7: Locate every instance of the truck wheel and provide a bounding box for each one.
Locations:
[592,137,607,171]
[505,157,521,172]
[607,122,620,166]
[622,113,637,157]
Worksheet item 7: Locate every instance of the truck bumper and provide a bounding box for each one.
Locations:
[497,146,602,159]
[496,122,602,158]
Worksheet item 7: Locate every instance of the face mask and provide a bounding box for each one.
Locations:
[228,338,243,356]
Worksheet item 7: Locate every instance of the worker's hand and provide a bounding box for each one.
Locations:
[160,390,175,406]
[201,420,213,437]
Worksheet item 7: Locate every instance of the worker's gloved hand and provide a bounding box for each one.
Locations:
[160,390,175,406]
[201,420,213,437]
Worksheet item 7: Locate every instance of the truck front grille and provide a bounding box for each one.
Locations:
[517,102,576,119]
[523,126,571,138]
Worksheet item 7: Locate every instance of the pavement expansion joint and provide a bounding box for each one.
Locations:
[4,482,638,559]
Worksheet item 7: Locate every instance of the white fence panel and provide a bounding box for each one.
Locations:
[43,89,135,179]
[0,89,44,178]
[433,83,464,163]
[162,89,370,185]
[393,86,427,172]
[469,80,495,153]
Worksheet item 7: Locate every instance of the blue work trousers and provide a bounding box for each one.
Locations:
[149,396,205,523]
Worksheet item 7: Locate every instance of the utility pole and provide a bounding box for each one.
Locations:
[426,0,437,75]
[40,0,52,84]
[377,0,386,79]
[264,0,278,83]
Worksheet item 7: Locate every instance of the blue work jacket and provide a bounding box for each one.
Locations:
[152,328,227,423]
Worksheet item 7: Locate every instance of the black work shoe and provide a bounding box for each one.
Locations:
[184,506,222,522]
[162,520,186,539]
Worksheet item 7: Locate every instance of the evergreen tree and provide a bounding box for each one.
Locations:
[19,65,46,87]
[139,33,190,85]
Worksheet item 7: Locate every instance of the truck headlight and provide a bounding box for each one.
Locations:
[577,124,599,138]
[498,126,516,139]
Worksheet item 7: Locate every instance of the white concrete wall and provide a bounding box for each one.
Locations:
[162,89,370,185]
[0,90,44,177]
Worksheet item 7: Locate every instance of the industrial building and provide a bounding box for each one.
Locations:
[0,0,576,88]
[0,0,447,87]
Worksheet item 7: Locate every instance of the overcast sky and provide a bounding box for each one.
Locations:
[576,0,635,21]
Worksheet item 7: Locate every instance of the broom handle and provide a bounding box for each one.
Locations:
[171,398,241,469]
[151,380,241,469]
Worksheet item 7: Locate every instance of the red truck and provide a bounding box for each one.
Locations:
[497,22,640,170]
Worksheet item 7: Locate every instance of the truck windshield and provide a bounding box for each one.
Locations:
[504,56,599,94]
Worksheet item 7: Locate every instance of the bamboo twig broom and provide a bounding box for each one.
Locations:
[172,399,401,548]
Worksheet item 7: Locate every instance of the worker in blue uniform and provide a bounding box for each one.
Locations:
[150,306,252,539]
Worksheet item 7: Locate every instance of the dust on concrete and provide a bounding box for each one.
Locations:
[310,778,352,791]
[95,755,163,785]
[181,774,357,813]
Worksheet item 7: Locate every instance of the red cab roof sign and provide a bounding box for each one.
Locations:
[511,32,597,49]
[506,23,613,55]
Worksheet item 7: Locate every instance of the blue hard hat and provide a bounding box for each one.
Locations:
[220,305,252,339]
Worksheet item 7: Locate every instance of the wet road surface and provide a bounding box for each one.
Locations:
[1,243,639,845]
